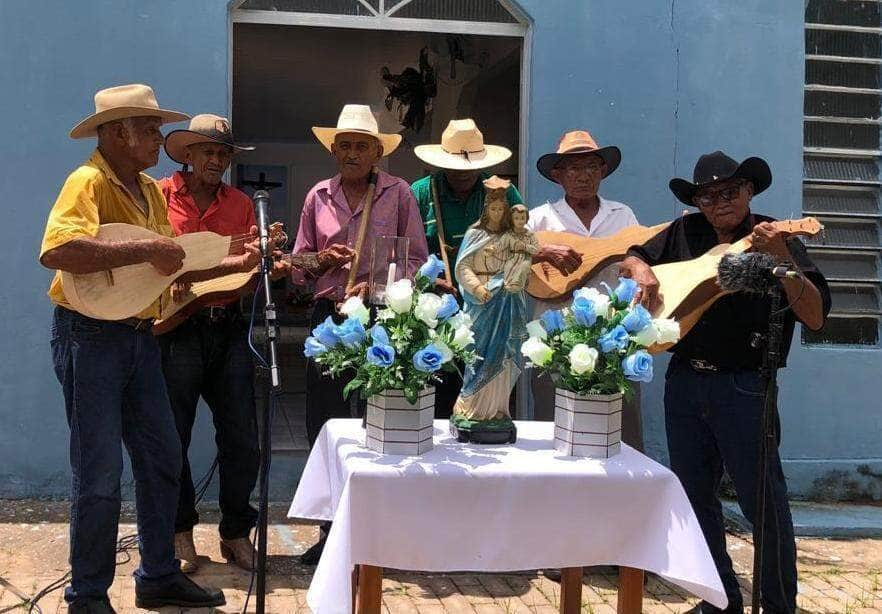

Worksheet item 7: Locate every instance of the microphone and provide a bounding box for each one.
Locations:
[252,190,272,262]
[717,253,799,294]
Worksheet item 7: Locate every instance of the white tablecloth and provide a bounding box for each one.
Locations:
[289,419,727,613]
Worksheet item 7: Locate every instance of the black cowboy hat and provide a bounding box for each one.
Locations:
[669,151,772,206]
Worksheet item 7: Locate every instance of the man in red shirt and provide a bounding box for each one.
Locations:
[157,114,273,573]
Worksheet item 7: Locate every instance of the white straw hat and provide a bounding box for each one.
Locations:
[312,104,401,156]
[414,119,511,170]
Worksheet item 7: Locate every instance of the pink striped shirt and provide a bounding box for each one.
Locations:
[293,170,429,300]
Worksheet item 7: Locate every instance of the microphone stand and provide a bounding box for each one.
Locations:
[751,283,784,613]
[252,189,281,614]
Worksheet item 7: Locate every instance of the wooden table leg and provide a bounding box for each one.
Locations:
[617,567,644,614]
[355,564,382,614]
[559,567,582,613]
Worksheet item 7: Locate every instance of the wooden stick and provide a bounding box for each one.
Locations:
[617,567,644,614]
[429,175,454,285]
[346,166,380,294]
[559,567,582,613]
[355,564,382,614]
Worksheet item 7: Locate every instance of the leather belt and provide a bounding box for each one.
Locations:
[117,317,154,331]
[195,305,240,323]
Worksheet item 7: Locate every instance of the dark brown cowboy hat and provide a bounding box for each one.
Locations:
[164,114,254,164]
[670,151,772,206]
[537,130,621,183]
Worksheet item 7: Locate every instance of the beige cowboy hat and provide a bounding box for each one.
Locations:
[414,119,512,171]
[312,104,401,156]
[70,84,189,139]
[537,130,621,182]
[164,114,255,164]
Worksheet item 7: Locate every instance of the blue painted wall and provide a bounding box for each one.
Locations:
[1,1,878,499]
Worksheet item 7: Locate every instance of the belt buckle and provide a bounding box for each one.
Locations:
[134,318,153,331]
[690,359,718,373]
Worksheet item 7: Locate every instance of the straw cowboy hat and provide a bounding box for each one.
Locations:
[69,84,189,139]
[669,150,772,206]
[536,130,621,182]
[312,104,401,156]
[414,119,512,171]
[164,114,255,164]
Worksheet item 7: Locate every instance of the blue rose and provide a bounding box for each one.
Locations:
[621,304,652,333]
[303,336,328,358]
[371,325,391,345]
[622,350,654,382]
[610,277,639,304]
[413,344,444,372]
[366,343,395,367]
[312,316,340,347]
[571,296,597,327]
[598,325,630,353]
[419,254,447,280]
[436,294,459,321]
[540,309,565,333]
[333,317,366,349]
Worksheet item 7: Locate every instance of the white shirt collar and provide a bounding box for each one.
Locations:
[549,195,615,236]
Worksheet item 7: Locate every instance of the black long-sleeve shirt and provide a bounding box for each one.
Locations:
[627,212,831,369]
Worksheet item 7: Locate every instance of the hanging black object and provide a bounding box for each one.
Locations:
[382,46,437,133]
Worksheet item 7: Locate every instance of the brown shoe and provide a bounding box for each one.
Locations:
[220,536,255,572]
[174,531,199,574]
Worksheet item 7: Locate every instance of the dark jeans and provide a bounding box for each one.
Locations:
[50,307,182,602]
[157,312,259,540]
[305,299,364,446]
[665,358,797,614]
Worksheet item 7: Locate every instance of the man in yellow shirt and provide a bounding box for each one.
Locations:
[39,85,232,613]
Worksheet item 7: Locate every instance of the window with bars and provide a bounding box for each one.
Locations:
[803,0,882,346]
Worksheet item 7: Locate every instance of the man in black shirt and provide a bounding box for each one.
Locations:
[621,151,831,614]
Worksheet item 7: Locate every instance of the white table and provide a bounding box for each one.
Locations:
[289,419,727,613]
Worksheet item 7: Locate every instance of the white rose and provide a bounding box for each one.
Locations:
[434,340,454,363]
[385,279,414,314]
[339,296,370,325]
[654,318,680,344]
[632,325,659,347]
[521,336,553,367]
[573,287,611,319]
[448,311,472,330]
[568,343,599,375]
[414,293,443,328]
[452,325,475,349]
[526,319,548,340]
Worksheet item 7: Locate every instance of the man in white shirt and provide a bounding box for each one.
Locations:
[526,130,643,451]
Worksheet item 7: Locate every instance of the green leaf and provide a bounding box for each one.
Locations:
[343,378,363,399]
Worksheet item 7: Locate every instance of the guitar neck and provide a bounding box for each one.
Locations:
[730,217,824,254]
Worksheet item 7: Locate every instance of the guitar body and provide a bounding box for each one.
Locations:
[152,271,256,335]
[526,223,669,300]
[60,223,231,321]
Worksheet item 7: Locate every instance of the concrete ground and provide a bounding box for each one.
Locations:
[1,501,881,614]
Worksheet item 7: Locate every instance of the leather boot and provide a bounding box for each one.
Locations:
[174,531,199,574]
[220,536,256,572]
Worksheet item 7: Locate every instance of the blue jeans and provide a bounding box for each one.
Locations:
[50,307,182,602]
[157,314,258,539]
[665,358,797,614]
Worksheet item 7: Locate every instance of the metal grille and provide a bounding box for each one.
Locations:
[390,0,518,22]
[804,156,880,183]
[239,0,377,15]
[806,0,881,27]
[803,2,882,345]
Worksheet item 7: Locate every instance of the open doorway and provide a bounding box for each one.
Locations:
[229,1,528,451]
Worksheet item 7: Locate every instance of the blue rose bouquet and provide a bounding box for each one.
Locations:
[520,278,680,396]
[303,255,478,404]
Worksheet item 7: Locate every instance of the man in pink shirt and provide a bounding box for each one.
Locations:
[293,104,428,563]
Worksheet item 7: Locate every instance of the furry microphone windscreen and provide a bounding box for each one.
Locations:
[716,252,778,293]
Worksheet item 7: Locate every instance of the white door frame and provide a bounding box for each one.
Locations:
[227,0,533,197]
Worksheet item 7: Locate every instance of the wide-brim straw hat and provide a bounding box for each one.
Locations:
[669,151,772,206]
[70,84,189,139]
[536,130,621,182]
[414,119,512,171]
[164,114,255,164]
[312,104,401,156]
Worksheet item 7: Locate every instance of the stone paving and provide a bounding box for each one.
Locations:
[1,501,881,613]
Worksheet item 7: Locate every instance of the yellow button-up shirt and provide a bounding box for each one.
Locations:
[40,149,173,319]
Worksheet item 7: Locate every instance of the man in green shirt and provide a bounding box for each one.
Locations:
[412,119,581,418]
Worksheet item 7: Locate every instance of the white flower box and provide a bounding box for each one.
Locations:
[553,388,622,458]
[365,388,435,455]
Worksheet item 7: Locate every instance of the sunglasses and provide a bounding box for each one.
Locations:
[693,183,745,208]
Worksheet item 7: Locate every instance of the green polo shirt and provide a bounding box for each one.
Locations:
[411,171,524,258]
